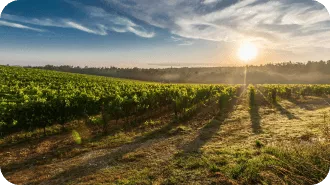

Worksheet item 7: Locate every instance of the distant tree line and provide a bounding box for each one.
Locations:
[27,60,330,84]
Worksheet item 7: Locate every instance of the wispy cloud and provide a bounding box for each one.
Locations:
[174,0,330,48]
[2,14,64,27]
[0,20,45,32]
[2,0,329,52]
[127,27,155,38]
[65,21,107,35]
[202,0,222,5]
[65,0,155,38]
[104,0,330,51]
[171,36,193,46]
[2,13,107,36]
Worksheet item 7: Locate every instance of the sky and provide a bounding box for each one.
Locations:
[0,0,330,68]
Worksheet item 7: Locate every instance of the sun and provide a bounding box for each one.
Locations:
[238,42,258,62]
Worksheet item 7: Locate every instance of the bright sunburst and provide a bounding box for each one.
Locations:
[238,42,258,62]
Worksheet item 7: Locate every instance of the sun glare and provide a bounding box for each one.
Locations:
[238,42,258,62]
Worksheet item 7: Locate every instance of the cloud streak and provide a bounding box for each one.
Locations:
[2,13,108,35]
[0,20,45,32]
[65,21,107,36]
[65,0,155,38]
[171,36,193,46]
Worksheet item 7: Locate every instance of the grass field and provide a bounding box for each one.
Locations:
[1,89,329,185]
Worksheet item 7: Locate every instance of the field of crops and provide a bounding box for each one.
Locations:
[1,65,330,136]
[0,65,240,135]
[1,65,330,184]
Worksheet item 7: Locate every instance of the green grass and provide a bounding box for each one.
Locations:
[255,140,264,148]
[228,142,330,184]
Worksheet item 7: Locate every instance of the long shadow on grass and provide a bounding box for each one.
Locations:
[286,97,314,111]
[1,143,85,174]
[274,102,301,120]
[2,101,212,183]
[162,90,242,183]
[1,108,173,178]
[181,91,241,153]
[286,96,330,111]
[31,101,218,184]
[20,126,176,185]
[1,115,175,180]
[249,101,262,134]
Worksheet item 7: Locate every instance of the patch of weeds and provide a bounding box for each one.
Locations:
[209,172,238,185]
[108,132,133,144]
[205,150,231,167]
[209,163,221,173]
[121,151,147,162]
[230,154,278,183]
[213,148,231,155]
[255,140,264,148]
[230,163,247,180]
[212,156,229,166]
[176,155,208,170]
[115,179,131,185]
[88,132,133,148]
[229,142,330,184]
[162,153,210,184]
[233,150,253,163]
[163,169,186,185]
[143,119,161,128]
[114,168,153,185]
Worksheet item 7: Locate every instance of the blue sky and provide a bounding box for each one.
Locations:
[0,0,330,68]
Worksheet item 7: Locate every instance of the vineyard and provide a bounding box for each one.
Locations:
[0,65,239,135]
[1,65,330,184]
